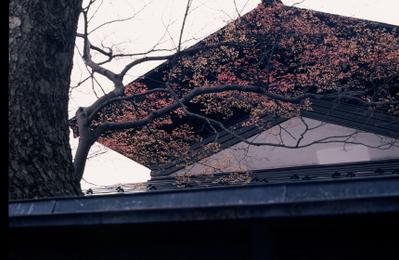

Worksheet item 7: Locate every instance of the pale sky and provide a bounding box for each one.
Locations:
[69,0,399,190]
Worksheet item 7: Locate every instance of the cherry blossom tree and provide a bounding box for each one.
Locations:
[71,0,399,182]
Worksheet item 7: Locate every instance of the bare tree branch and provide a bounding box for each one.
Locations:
[88,0,154,34]
[177,0,193,53]
[88,88,172,121]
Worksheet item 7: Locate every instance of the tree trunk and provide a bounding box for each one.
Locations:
[9,0,83,200]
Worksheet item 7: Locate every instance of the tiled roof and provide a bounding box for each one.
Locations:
[82,159,399,195]
[10,172,399,227]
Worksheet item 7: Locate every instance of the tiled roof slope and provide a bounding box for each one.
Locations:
[82,159,399,195]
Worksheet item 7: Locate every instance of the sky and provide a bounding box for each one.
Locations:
[69,0,399,190]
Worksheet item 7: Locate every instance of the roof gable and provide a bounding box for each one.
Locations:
[76,1,399,172]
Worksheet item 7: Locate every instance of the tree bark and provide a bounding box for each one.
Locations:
[9,0,83,200]
[74,108,96,182]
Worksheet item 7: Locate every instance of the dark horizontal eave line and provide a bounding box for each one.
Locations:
[9,175,399,225]
[9,195,399,228]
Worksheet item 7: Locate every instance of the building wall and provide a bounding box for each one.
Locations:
[175,117,399,176]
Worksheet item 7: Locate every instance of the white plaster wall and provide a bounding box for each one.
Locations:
[175,117,399,176]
